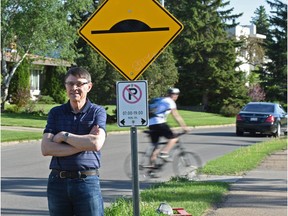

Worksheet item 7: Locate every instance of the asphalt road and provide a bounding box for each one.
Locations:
[1,126,271,215]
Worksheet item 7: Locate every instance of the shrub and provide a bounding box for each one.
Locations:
[38,95,55,104]
[41,66,67,104]
[10,89,31,112]
[219,104,241,117]
[248,83,266,101]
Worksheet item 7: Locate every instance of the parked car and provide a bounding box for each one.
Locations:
[236,102,287,137]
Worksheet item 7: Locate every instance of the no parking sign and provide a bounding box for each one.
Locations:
[116,81,148,127]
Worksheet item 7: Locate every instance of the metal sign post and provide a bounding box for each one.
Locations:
[130,125,139,216]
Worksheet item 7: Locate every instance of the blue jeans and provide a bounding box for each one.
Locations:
[47,172,104,216]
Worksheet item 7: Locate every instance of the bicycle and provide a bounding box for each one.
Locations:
[124,130,202,181]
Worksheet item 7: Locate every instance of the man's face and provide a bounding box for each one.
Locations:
[64,75,92,102]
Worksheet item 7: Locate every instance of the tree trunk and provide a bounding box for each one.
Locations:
[202,91,209,111]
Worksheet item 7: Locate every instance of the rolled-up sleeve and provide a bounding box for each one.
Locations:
[43,109,57,135]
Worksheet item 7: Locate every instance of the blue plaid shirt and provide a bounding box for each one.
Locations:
[43,99,107,171]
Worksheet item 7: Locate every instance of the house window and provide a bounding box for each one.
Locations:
[31,69,41,91]
[30,67,43,100]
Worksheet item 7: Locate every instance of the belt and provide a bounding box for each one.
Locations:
[51,169,99,179]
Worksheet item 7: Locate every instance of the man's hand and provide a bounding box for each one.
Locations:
[52,131,67,143]
[90,125,100,135]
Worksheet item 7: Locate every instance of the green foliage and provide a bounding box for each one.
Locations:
[10,88,31,113]
[258,0,287,106]
[141,47,179,99]
[165,0,248,112]
[10,60,30,112]
[1,0,92,108]
[42,66,67,104]
[219,104,241,117]
[8,58,31,109]
[37,95,56,104]
[251,5,270,35]
[1,0,92,59]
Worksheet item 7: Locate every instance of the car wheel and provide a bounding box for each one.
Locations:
[273,123,281,138]
[236,127,244,136]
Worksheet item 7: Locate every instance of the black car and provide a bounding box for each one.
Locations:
[236,102,287,137]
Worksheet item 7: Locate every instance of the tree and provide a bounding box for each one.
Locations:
[1,0,91,110]
[238,36,266,67]
[165,0,248,112]
[8,58,31,111]
[141,46,179,99]
[248,83,266,102]
[259,0,287,105]
[41,66,67,104]
[251,5,270,35]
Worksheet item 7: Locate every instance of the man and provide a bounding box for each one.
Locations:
[41,67,106,216]
[149,87,189,163]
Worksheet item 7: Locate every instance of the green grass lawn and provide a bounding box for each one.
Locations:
[1,130,43,142]
[201,137,288,175]
[1,104,235,142]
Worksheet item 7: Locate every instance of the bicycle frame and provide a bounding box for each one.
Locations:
[124,130,202,180]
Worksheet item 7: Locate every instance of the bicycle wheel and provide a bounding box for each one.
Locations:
[123,152,151,181]
[173,151,202,178]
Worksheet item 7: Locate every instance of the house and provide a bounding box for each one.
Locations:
[3,51,71,100]
[227,24,267,78]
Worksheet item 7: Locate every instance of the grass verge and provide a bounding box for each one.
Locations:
[104,138,287,216]
[1,130,42,142]
[201,137,287,175]
[105,179,229,216]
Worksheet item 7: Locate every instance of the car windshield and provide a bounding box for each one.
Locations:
[243,104,274,112]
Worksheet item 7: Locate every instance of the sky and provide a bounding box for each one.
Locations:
[227,0,272,25]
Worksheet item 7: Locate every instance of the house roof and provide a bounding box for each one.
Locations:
[3,51,72,67]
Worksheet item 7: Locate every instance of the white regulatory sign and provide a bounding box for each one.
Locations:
[116,81,148,127]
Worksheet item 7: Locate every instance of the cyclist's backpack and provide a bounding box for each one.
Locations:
[148,97,168,118]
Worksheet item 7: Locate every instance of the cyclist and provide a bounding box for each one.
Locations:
[148,87,189,165]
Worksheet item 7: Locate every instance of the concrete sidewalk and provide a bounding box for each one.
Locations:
[204,149,287,216]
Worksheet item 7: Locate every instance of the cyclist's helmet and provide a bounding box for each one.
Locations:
[167,87,180,95]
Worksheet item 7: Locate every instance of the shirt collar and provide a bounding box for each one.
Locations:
[64,99,92,114]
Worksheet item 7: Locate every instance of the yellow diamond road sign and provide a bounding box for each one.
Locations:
[78,0,183,80]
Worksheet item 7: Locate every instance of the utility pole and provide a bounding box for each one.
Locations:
[161,0,164,7]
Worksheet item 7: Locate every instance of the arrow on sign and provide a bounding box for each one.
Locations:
[141,118,146,125]
[120,119,125,126]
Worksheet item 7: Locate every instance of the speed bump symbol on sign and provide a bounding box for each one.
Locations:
[78,0,183,80]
